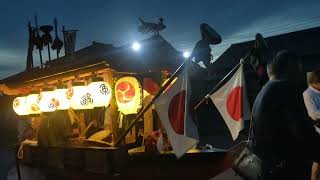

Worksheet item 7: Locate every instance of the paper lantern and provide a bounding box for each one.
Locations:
[67,82,94,110]
[13,96,28,116]
[38,88,57,112]
[54,85,70,110]
[25,93,41,115]
[88,77,112,107]
[115,76,142,115]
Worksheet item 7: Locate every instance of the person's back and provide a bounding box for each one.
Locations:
[253,79,297,158]
[251,50,320,179]
[252,79,313,179]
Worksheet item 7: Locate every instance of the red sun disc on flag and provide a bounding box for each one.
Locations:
[168,90,186,135]
[226,86,243,121]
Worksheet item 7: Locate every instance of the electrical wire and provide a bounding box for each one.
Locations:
[173,15,320,51]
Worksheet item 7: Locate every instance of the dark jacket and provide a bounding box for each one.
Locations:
[252,79,320,179]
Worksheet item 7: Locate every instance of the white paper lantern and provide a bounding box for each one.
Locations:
[25,93,41,115]
[13,96,28,116]
[67,82,94,110]
[88,77,112,107]
[54,85,70,110]
[38,88,57,112]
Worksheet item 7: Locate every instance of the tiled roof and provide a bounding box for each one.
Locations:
[210,26,320,75]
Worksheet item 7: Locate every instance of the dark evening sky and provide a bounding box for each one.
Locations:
[0,0,319,79]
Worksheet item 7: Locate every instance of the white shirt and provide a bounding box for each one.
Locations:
[303,86,320,120]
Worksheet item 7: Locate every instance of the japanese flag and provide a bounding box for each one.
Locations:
[210,63,251,140]
[154,67,199,158]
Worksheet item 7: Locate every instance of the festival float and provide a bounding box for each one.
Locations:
[0,17,247,179]
[2,16,320,179]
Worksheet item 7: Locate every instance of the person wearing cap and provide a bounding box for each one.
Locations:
[251,50,320,179]
[303,70,320,180]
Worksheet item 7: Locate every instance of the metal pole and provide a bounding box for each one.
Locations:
[47,45,51,61]
[114,58,190,146]
[35,15,43,68]
[62,26,66,56]
[57,47,59,59]
[39,49,43,67]
[54,18,59,60]
[26,21,34,70]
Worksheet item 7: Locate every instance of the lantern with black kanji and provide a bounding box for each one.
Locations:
[67,82,94,110]
[88,77,112,107]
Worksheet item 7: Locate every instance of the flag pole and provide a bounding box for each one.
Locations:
[114,58,190,146]
[193,60,243,111]
[62,26,66,55]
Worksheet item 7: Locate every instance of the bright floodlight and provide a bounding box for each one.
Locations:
[183,51,190,58]
[132,42,141,51]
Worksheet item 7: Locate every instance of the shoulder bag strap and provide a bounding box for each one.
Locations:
[247,104,256,143]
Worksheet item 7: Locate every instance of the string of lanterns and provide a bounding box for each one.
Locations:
[13,76,142,116]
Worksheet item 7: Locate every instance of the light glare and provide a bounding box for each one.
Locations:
[132,42,141,51]
[183,51,190,58]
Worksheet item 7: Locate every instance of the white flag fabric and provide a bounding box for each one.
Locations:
[210,63,251,140]
[154,67,199,158]
[156,134,165,152]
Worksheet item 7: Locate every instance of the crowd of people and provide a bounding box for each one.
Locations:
[251,50,320,180]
